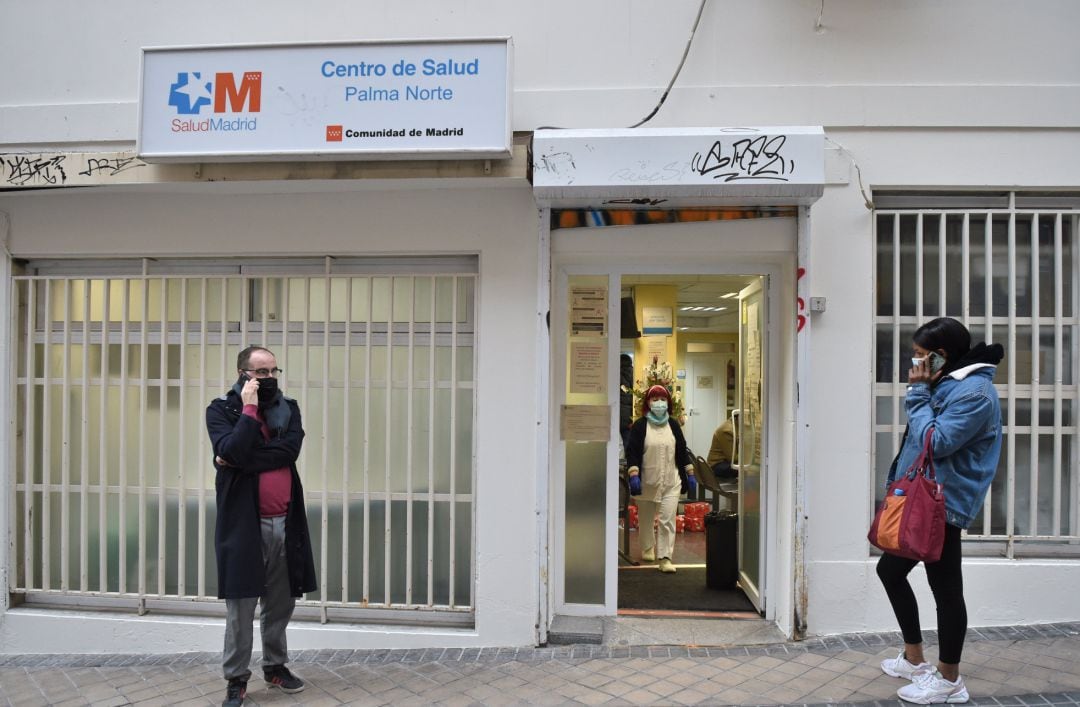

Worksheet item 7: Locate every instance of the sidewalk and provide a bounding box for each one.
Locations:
[1,622,1079,706]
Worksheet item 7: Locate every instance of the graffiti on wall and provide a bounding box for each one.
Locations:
[2,152,148,188]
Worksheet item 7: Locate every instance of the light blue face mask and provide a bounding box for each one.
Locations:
[650,400,668,416]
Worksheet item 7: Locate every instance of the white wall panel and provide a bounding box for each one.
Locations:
[802,134,1080,635]
[0,185,542,650]
[3,0,1079,147]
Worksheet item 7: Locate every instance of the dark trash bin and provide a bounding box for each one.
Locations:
[704,511,738,590]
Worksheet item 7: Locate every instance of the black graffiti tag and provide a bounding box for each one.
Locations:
[78,156,144,178]
[691,135,793,182]
[4,155,68,186]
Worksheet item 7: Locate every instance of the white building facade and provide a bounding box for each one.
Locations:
[1,0,1078,654]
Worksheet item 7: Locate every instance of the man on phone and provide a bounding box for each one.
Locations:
[205,346,317,707]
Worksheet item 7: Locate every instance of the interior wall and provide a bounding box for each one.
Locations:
[631,285,678,391]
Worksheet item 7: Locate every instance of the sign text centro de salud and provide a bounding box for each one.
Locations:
[138,39,512,162]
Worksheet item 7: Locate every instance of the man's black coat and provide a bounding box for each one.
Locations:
[206,390,318,599]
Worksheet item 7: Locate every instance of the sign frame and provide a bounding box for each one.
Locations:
[137,38,512,163]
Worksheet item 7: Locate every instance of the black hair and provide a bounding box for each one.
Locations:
[913,317,971,363]
[237,346,274,371]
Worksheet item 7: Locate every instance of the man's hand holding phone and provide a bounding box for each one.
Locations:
[241,376,260,406]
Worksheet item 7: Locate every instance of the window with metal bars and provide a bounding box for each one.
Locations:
[10,257,478,622]
[873,193,1080,557]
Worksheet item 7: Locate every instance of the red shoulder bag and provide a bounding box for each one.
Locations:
[868,429,947,563]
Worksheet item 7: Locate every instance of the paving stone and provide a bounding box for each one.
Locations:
[5,623,1080,705]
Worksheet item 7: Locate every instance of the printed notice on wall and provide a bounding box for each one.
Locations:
[646,336,667,364]
[570,341,606,394]
[642,307,673,335]
[560,404,611,442]
[570,286,607,337]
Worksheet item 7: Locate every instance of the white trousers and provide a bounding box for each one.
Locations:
[636,484,682,560]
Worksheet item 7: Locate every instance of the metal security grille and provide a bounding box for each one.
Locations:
[873,193,1080,557]
[10,257,477,623]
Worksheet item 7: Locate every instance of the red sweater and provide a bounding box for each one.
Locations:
[243,404,292,517]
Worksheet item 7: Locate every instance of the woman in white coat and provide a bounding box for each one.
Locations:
[625,385,696,573]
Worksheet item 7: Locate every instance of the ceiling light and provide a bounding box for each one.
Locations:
[721,292,739,299]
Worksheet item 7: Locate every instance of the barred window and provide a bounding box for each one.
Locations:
[11,257,477,623]
[873,193,1080,557]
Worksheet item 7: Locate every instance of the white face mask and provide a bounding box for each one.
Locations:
[649,400,668,416]
[912,352,946,373]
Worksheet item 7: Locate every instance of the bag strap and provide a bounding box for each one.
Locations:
[887,424,910,480]
[909,428,937,481]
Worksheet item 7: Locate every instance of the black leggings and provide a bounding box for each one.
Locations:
[876,524,966,665]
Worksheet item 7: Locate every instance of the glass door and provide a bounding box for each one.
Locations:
[737,278,767,612]
[555,272,618,612]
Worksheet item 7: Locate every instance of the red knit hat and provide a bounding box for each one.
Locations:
[641,384,672,415]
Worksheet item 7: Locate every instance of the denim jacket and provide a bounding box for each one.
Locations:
[888,365,1002,529]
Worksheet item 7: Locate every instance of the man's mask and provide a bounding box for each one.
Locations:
[255,376,279,406]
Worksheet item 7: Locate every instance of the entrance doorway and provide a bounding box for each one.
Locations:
[549,214,796,635]
[615,274,762,617]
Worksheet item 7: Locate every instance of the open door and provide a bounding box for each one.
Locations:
[737,278,767,612]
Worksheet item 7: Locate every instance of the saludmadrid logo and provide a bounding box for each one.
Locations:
[168,71,262,133]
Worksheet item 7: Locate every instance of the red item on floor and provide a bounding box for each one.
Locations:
[675,515,685,533]
[684,502,710,519]
[686,516,705,532]
[628,505,638,529]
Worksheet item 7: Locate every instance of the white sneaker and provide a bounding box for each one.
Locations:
[641,547,656,562]
[897,670,969,704]
[881,650,932,680]
[658,558,676,573]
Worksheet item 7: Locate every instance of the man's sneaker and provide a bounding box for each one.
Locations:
[881,649,932,679]
[897,669,969,704]
[264,665,305,694]
[641,547,656,562]
[658,557,676,573]
[222,678,247,707]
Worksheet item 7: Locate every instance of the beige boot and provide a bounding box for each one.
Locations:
[658,558,676,573]
[641,547,656,562]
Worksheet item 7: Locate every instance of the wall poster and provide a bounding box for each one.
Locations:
[570,286,607,336]
[570,341,606,394]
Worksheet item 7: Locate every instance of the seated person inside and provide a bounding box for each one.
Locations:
[706,411,739,481]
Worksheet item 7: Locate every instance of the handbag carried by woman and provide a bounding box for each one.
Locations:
[868,429,946,563]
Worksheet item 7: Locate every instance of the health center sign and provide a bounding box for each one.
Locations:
[138,39,512,162]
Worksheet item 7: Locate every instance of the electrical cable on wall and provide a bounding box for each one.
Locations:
[627,0,709,128]
[535,0,708,131]
[825,137,875,210]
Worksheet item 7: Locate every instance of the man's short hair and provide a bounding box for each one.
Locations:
[237,346,274,371]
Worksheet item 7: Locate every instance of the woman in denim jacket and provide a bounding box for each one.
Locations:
[877,318,1003,705]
